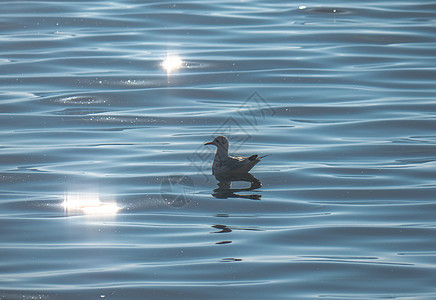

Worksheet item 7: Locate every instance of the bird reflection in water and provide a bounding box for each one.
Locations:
[212,224,232,233]
[212,172,262,200]
[212,225,233,245]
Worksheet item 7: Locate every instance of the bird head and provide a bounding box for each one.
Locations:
[204,135,229,148]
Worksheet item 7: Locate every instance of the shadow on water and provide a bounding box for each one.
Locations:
[212,172,262,200]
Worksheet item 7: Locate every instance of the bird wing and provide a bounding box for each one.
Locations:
[223,155,260,174]
[213,154,270,175]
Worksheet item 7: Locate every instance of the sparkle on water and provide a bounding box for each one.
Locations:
[161,54,183,73]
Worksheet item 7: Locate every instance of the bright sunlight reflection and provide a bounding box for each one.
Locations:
[161,54,183,73]
[63,191,119,215]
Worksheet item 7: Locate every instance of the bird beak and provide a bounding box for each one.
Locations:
[204,141,214,146]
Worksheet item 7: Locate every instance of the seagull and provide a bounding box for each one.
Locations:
[204,136,269,176]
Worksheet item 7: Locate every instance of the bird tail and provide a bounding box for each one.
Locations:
[259,154,271,159]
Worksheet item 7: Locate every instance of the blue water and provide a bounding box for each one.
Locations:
[1,1,436,299]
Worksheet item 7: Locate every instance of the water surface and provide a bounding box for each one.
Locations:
[1,1,436,299]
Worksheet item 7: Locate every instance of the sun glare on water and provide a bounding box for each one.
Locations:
[161,54,183,73]
[63,192,119,215]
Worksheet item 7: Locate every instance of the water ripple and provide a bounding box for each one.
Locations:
[1,0,436,299]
